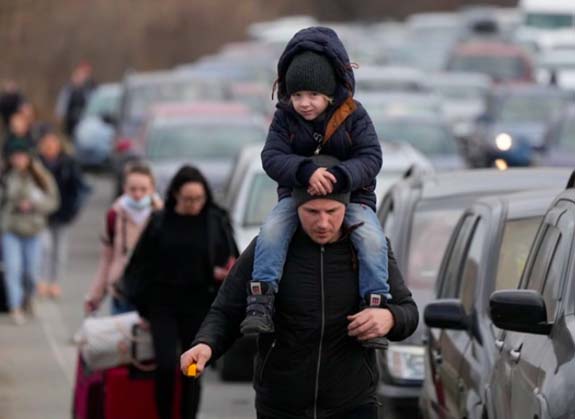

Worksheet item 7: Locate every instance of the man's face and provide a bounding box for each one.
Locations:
[297,199,346,244]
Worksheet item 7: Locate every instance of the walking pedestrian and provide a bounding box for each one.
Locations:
[181,156,418,419]
[0,142,59,325]
[241,27,390,351]
[123,165,238,419]
[55,62,96,141]
[84,161,162,315]
[3,111,33,159]
[37,130,90,299]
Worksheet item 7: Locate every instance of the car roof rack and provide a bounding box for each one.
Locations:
[566,170,575,189]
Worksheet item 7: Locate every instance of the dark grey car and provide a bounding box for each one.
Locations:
[420,187,564,419]
[376,168,570,416]
[487,176,575,419]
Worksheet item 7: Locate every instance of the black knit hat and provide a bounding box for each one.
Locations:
[293,155,350,208]
[285,51,337,97]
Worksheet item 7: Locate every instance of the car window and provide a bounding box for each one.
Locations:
[524,225,561,294]
[541,211,574,321]
[406,201,462,290]
[498,94,565,124]
[494,217,542,291]
[376,120,456,155]
[448,55,526,82]
[438,215,476,298]
[379,197,396,235]
[558,117,575,151]
[458,218,486,313]
[243,173,277,226]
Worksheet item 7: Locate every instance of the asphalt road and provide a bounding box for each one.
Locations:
[0,174,255,419]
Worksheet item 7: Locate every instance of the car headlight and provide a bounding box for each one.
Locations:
[495,133,513,151]
[386,344,425,381]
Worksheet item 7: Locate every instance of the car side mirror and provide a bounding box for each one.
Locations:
[100,112,117,127]
[489,289,552,335]
[424,299,469,330]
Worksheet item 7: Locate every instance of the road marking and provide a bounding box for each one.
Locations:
[36,299,76,387]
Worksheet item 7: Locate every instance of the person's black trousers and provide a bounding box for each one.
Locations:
[257,403,379,419]
[149,310,204,419]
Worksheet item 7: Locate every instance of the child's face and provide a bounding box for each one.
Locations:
[291,91,330,121]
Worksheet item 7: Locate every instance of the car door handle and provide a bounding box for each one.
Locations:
[432,351,443,365]
[495,339,504,351]
[509,348,522,363]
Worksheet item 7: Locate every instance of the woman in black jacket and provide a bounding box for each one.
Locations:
[123,165,238,419]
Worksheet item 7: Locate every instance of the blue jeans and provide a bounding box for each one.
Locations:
[253,198,390,299]
[111,296,135,315]
[2,232,42,310]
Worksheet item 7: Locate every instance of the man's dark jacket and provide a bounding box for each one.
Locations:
[262,27,382,211]
[193,228,418,419]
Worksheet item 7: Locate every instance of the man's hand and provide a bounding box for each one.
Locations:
[180,343,213,377]
[347,308,395,341]
[308,168,336,196]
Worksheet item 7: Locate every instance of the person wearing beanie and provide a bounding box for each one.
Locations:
[239,27,392,351]
[180,160,418,418]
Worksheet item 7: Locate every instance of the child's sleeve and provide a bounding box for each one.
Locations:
[329,103,382,192]
[261,110,314,188]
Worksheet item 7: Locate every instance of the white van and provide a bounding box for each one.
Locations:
[516,0,575,49]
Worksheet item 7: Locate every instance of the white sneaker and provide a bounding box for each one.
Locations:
[10,309,27,326]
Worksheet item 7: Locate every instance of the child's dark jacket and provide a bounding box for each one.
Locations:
[262,26,382,211]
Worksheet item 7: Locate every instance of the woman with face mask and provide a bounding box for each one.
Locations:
[84,161,162,315]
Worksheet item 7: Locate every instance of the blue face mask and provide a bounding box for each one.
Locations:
[125,195,152,211]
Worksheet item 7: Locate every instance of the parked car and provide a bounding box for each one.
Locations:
[376,168,569,416]
[141,102,267,203]
[74,83,121,169]
[227,142,433,252]
[421,186,565,419]
[446,40,535,84]
[538,105,575,166]
[466,85,570,167]
[427,72,490,139]
[112,70,231,194]
[373,113,466,170]
[487,173,575,419]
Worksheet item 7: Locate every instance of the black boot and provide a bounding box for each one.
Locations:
[361,294,389,350]
[240,282,275,335]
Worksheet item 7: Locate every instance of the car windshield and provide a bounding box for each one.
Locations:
[84,88,119,117]
[449,55,526,81]
[406,201,463,289]
[127,81,223,119]
[146,122,265,160]
[243,173,277,226]
[434,83,487,101]
[376,120,456,155]
[498,94,565,123]
[526,13,574,29]
[494,217,542,291]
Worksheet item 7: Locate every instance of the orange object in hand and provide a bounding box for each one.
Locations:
[185,364,198,377]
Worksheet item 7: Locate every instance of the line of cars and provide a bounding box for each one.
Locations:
[400,167,575,419]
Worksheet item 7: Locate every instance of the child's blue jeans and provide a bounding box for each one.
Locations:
[252,197,390,299]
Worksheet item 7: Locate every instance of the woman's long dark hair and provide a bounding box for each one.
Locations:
[164,165,214,214]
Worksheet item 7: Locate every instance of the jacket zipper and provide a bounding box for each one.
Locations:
[258,339,276,385]
[313,246,326,419]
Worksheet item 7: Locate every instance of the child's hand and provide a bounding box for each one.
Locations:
[309,168,336,196]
